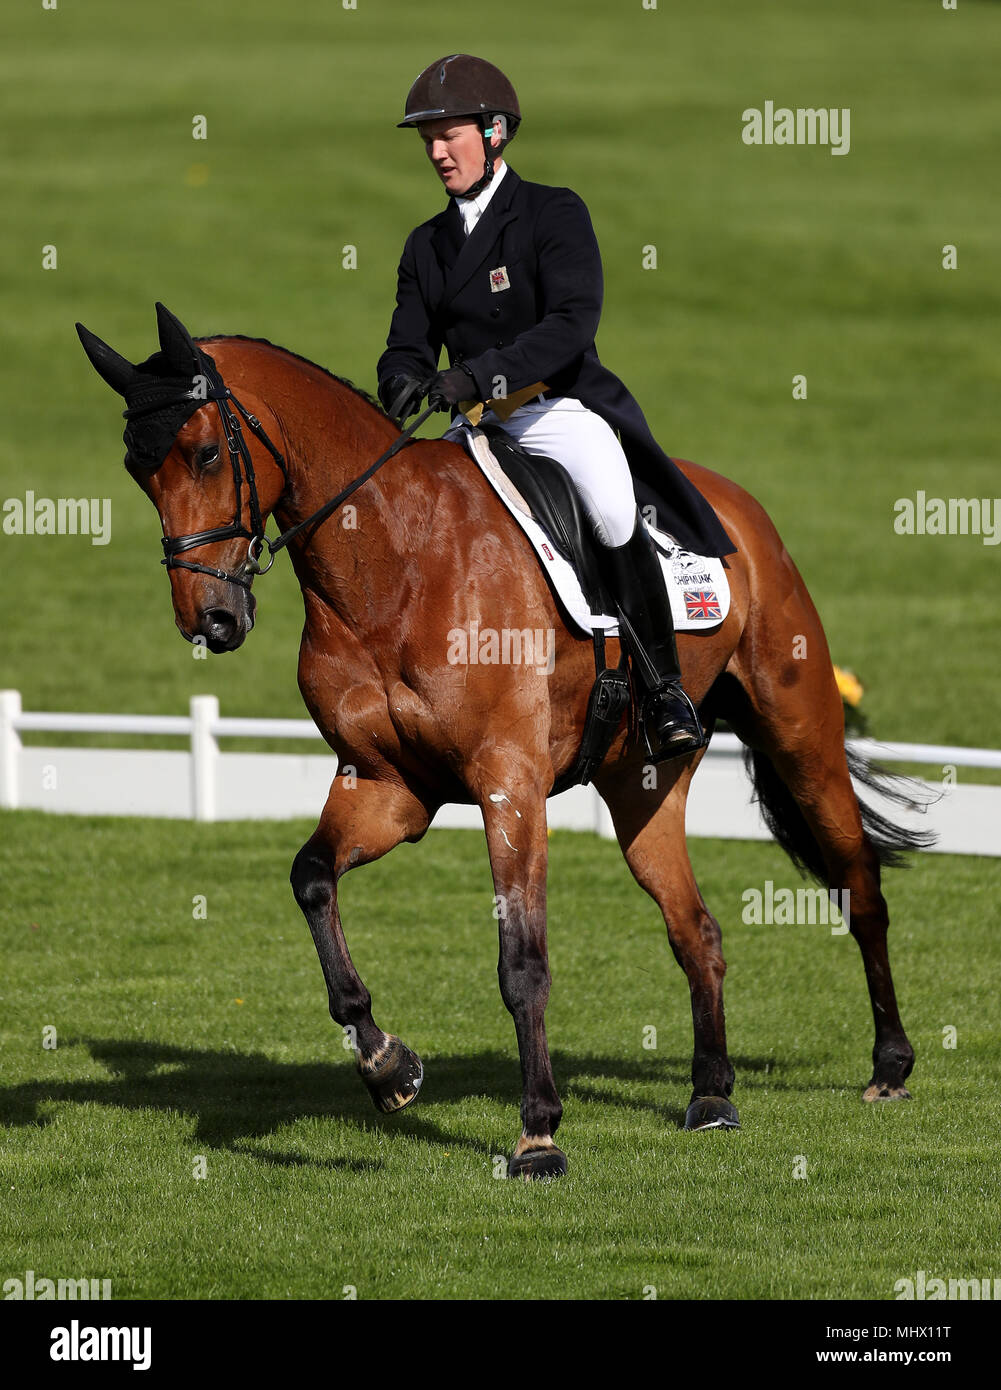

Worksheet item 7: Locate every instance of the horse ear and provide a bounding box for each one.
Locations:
[155,302,200,375]
[75,323,141,396]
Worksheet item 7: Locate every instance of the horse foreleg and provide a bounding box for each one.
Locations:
[479,774,565,1180]
[290,773,432,1114]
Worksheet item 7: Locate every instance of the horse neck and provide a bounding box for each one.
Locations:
[209,339,425,630]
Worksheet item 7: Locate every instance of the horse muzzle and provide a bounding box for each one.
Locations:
[182,592,256,652]
[200,608,246,652]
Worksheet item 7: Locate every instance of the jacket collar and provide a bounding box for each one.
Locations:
[430,168,522,303]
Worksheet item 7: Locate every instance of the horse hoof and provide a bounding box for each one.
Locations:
[508,1145,568,1182]
[863,1083,912,1102]
[684,1096,740,1131]
[358,1036,423,1114]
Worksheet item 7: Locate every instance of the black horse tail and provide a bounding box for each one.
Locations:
[743,743,938,885]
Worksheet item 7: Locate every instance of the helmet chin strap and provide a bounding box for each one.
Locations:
[455,114,506,200]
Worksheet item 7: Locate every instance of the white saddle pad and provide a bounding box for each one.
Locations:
[451,423,731,635]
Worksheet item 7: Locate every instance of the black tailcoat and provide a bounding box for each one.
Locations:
[378,167,735,558]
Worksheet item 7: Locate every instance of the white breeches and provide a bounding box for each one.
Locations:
[450,397,638,548]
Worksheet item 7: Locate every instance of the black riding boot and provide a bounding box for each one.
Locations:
[600,510,706,762]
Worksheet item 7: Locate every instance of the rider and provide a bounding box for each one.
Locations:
[377,54,734,762]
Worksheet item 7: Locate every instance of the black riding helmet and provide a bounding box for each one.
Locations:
[397,54,521,198]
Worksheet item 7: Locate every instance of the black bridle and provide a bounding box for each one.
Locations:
[124,370,436,591]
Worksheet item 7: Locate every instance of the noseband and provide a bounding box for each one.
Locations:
[124,373,288,591]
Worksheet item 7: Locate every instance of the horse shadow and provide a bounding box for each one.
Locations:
[0,1036,822,1169]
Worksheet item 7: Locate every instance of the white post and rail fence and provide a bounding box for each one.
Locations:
[1,689,998,856]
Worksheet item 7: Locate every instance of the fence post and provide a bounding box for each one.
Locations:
[190,694,219,822]
[0,690,22,809]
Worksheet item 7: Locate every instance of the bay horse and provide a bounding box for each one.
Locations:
[77,304,928,1180]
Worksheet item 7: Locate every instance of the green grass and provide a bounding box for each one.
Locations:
[2,813,999,1300]
[1,0,998,1304]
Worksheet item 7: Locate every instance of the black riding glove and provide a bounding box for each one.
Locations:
[425,366,478,413]
[378,374,426,422]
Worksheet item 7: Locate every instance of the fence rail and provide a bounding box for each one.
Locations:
[1,690,997,855]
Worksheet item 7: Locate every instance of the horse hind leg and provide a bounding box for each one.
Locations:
[723,592,919,1101]
[750,742,915,1099]
[596,760,740,1132]
[290,772,433,1114]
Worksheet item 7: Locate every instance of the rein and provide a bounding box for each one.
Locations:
[128,371,436,591]
[265,400,437,561]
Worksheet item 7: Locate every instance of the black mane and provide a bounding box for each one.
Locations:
[195,334,388,417]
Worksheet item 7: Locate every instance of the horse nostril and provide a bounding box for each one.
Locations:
[202,608,238,643]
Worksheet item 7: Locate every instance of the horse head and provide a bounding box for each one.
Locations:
[76,303,287,652]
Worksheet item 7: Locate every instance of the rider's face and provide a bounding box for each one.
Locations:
[418,117,499,197]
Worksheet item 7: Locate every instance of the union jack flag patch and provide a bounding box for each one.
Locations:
[683,589,722,621]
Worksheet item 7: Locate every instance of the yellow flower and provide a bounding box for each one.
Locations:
[834,666,864,708]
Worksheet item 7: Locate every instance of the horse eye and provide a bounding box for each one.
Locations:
[196,444,220,468]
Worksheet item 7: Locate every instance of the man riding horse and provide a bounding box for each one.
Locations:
[73,60,925,1180]
[377,53,735,764]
